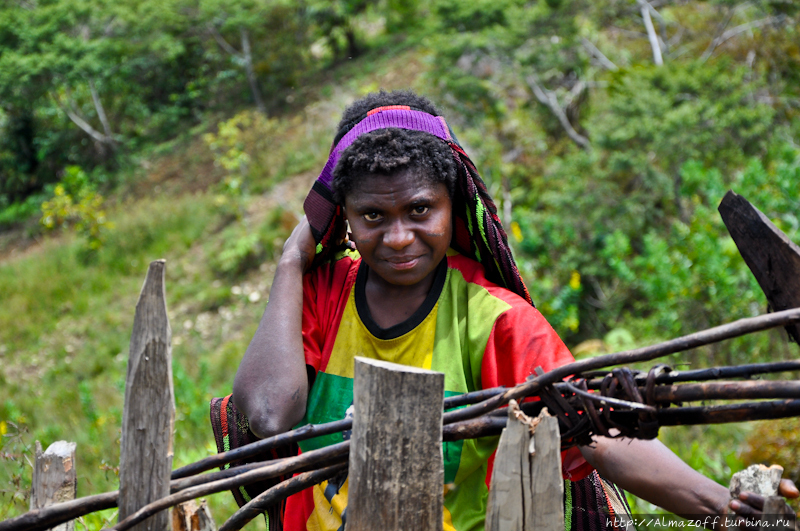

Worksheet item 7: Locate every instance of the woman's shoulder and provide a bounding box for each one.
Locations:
[303,249,361,294]
[444,251,534,311]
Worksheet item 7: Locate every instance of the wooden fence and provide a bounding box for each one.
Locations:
[11,190,800,531]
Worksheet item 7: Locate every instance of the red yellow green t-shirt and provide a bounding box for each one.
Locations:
[283,250,582,531]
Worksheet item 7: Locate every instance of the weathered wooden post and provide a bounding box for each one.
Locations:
[118,260,175,531]
[346,357,445,531]
[30,440,77,531]
[719,190,800,343]
[485,402,563,531]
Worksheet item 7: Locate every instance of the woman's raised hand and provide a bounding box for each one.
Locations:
[281,215,317,272]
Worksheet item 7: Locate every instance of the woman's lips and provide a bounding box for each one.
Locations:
[384,256,421,270]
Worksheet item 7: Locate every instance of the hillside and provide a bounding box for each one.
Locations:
[0,47,434,527]
[2,0,800,527]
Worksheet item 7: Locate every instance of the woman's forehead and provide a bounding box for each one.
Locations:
[345,169,448,204]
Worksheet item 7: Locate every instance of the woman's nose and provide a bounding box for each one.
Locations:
[383,220,414,250]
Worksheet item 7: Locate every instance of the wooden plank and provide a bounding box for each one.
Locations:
[346,357,445,531]
[529,410,563,531]
[485,403,563,531]
[171,500,216,531]
[485,403,531,531]
[119,260,175,531]
[30,440,77,531]
[718,190,800,343]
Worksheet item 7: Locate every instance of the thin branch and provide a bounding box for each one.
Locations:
[219,463,348,531]
[581,38,618,71]
[207,23,241,58]
[51,92,114,146]
[88,79,115,146]
[443,307,800,424]
[172,419,351,479]
[637,0,663,65]
[525,74,591,151]
[240,28,266,115]
[700,5,737,61]
[107,443,350,531]
[700,15,785,62]
[583,360,800,388]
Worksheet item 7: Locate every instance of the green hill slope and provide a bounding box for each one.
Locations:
[2,1,800,525]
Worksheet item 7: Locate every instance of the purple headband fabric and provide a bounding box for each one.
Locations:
[316,109,452,188]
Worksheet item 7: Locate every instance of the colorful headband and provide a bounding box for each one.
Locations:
[302,105,534,306]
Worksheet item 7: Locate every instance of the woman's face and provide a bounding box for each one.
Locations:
[343,168,452,288]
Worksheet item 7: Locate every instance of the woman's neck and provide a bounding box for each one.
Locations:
[363,265,438,330]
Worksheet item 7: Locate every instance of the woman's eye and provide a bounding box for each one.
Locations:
[413,206,430,215]
[363,212,382,221]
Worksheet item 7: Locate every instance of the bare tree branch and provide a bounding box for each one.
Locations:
[240,28,266,115]
[637,0,663,65]
[207,24,267,115]
[581,38,618,71]
[207,23,242,58]
[700,15,785,62]
[50,92,114,148]
[88,79,115,143]
[525,74,591,151]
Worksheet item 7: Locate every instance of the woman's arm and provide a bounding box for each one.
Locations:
[580,435,799,520]
[580,435,729,516]
[232,217,316,439]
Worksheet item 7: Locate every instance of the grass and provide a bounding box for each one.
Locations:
[0,44,428,528]
[2,35,799,528]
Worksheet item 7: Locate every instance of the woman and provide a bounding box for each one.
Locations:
[231,90,797,531]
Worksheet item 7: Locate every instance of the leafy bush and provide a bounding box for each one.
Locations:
[40,166,112,252]
[208,207,294,278]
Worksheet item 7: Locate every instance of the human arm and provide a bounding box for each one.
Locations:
[232,217,316,439]
[580,435,799,520]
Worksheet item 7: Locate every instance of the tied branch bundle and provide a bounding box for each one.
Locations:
[4,308,800,531]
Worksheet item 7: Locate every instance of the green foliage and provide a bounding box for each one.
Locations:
[203,108,332,195]
[208,208,294,278]
[743,418,800,485]
[0,192,46,228]
[40,166,112,252]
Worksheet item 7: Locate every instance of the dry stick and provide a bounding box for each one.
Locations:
[172,419,351,479]
[105,443,350,531]
[219,463,348,531]
[582,360,800,389]
[0,492,118,531]
[656,399,800,425]
[174,388,501,480]
[443,308,800,424]
[650,380,800,403]
[448,399,800,441]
